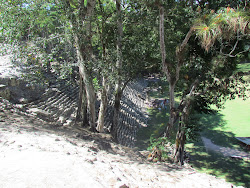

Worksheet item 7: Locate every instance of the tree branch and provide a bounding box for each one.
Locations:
[159,5,166,67]
[158,4,172,83]
[220,32,249,58]
[179,27,194,54]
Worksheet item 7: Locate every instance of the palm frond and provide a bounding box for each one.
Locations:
[193,7,249,52]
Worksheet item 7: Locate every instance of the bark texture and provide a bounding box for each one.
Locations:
[174,120,186,165]
[63,0,97,130]
[76,75,88,126]
[97,76,108,132]
[174,79,199,164]
[112,0,123,141]
[158,4,194,137]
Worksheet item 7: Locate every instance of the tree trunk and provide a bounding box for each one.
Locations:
[112,88,122,141]
[64,0,97,131]
[174,78,199,164]
[174,118,186,165]
[74,31,96,131]
[111,0,123,141]
[159,4,177,137]
[159,4,194,138]
[78,62,96,131]
[165,83,176,137]
[76,75,88,126]
[97,76,108,132]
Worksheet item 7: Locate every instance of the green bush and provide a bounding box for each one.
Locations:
[147,136,173,162]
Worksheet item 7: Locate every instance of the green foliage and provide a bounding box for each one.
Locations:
[92,77,100,91]
[147,136,172,161]
[194,7,249,52]
[237,62,250,72]
[0,0,77,84]
[122,0,161,77]
[184,113,204,142]
[84,0,87,7]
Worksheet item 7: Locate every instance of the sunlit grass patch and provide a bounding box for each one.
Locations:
[237,62,250,72]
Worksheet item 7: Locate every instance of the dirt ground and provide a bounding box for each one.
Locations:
[0,105,243,188]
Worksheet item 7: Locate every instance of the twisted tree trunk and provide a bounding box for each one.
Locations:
[174,79,199,164]
[174,115,187,165]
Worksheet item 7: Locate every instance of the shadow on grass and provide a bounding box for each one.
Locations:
[189,138,250,187]
[136,78,249,186]
[135,107,170,150]
[188,112,250,187]
[196,112,246,150]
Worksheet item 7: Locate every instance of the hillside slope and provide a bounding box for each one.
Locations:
[0,100,240,188]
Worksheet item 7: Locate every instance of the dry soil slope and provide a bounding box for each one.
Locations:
[0,103,241,188]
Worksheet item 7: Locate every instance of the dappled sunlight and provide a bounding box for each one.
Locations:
[136,100,170,150]
[187,125,250,187]
[194,111,246,149]
[189,145,250,187]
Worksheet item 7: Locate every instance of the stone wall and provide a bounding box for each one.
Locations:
[0,55,149,147]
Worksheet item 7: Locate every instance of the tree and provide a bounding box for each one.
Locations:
[158,1,249,164]
[95,0,116,132]
[1,0,99,130]
[60,0,98,131]
[1,0,156,142]
[111,0,162,140]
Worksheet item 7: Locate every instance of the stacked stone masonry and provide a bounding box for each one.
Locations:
[0,71,148,147]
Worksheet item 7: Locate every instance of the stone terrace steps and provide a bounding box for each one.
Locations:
[28,81,79,125]
[2,75,149,147]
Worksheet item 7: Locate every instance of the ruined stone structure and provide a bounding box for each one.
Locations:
[0,56,148,147]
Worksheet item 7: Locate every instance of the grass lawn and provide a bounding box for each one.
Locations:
[221,98,250,137]
[185,97,250,187]
[186,93,250,187]
[186,140,250,188]
[188,65,250,187]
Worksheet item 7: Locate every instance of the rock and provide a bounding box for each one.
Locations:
[58,116,65,123]
[119,184,129,188]
[75,133,81,138]
[0,85,11,100]
[28,108,49,116]
[15,104,24,109]
[89,146,99,153]
[19,98,29,104]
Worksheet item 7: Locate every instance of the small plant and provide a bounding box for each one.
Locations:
[147,136,173,162]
